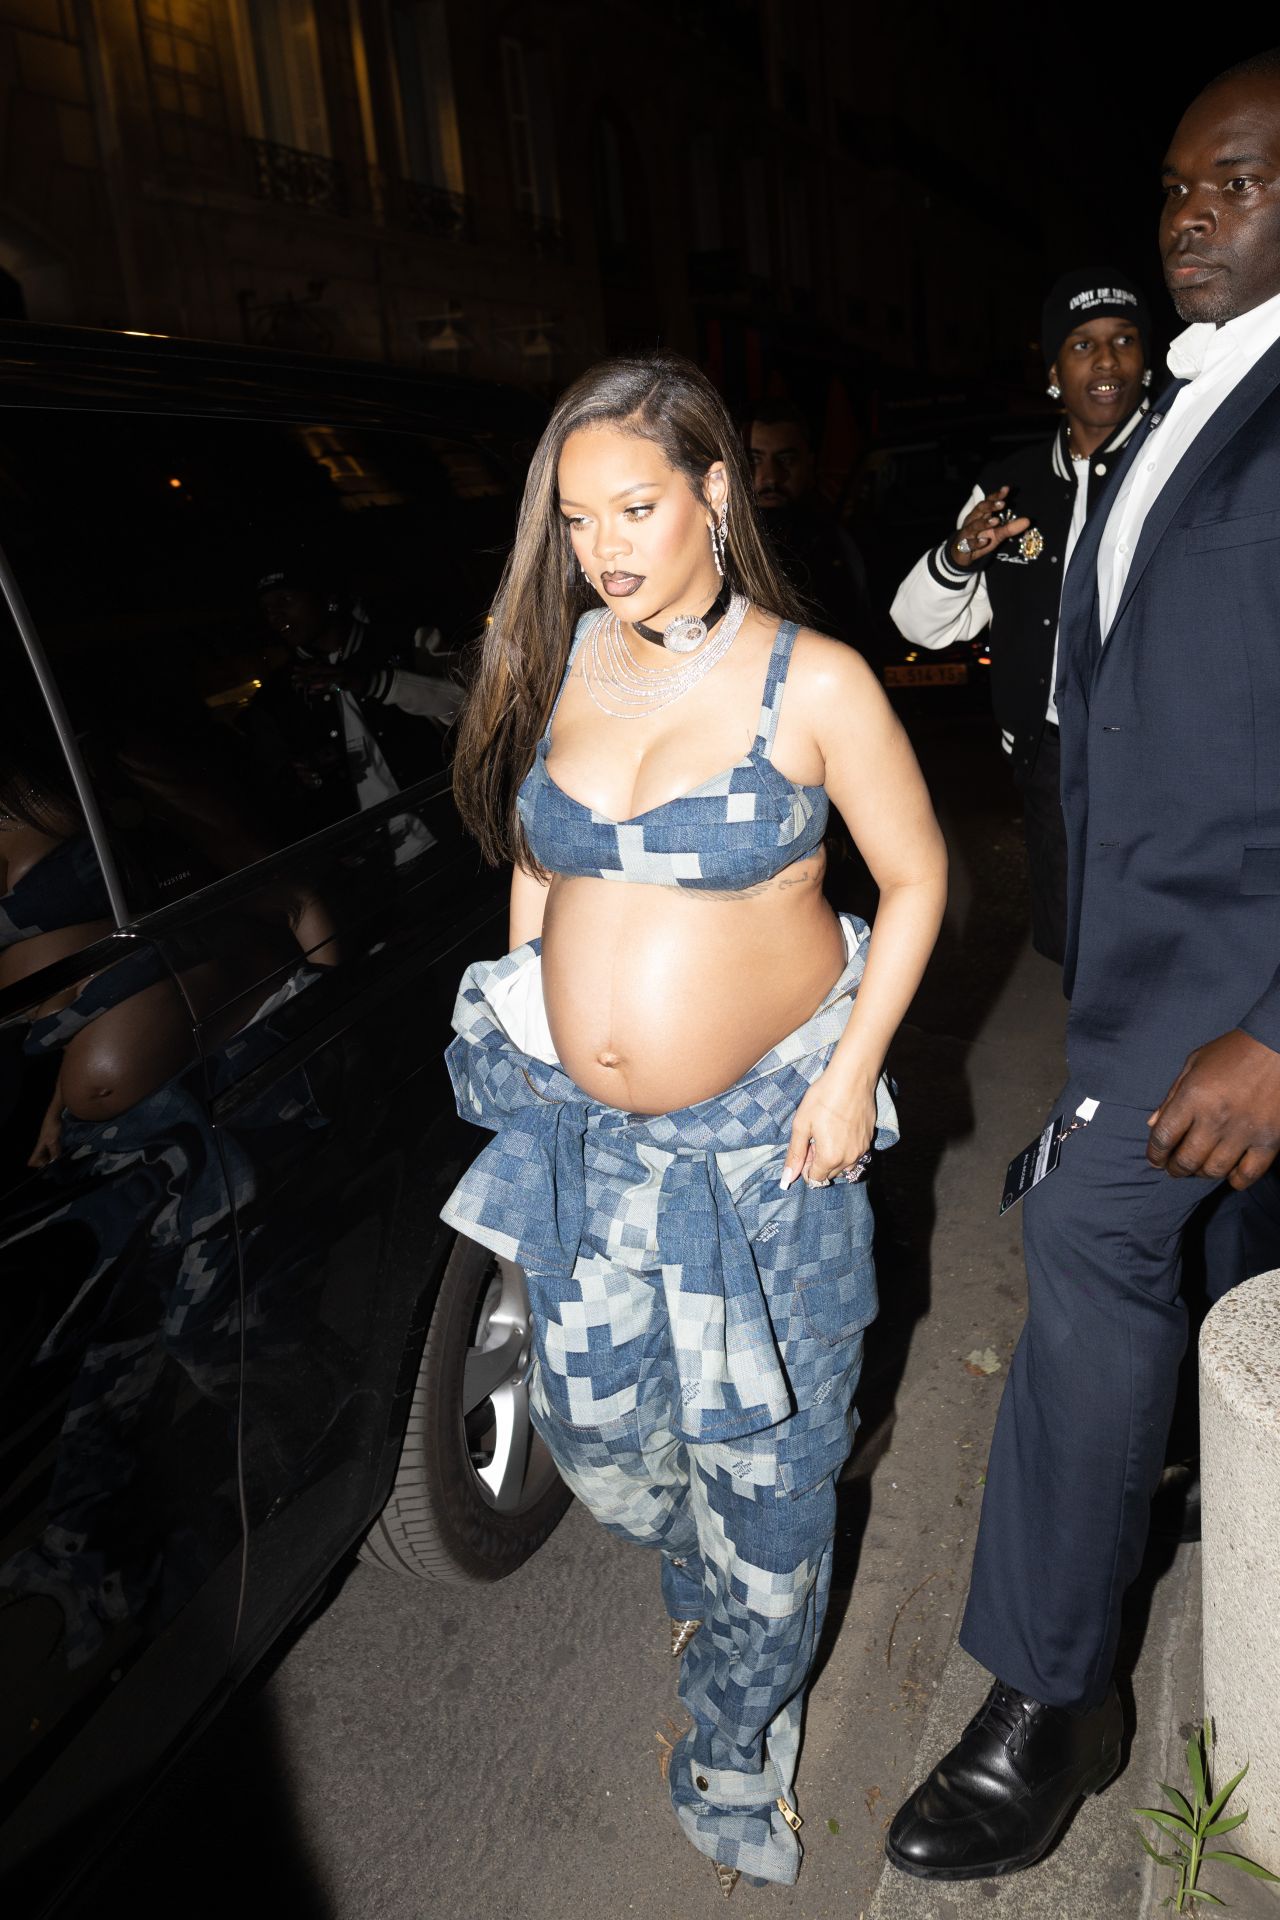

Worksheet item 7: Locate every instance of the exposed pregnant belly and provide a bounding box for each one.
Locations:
[540,861,846,1113]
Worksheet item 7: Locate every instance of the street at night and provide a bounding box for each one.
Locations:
[5,5,1280,1917]
[54,716,1210,1918]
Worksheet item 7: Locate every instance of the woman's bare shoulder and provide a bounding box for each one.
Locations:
[790,626,879,694]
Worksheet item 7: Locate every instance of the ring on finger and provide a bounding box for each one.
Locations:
[955,536,972,555]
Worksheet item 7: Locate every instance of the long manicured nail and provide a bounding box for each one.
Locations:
[779,1169,797,1191]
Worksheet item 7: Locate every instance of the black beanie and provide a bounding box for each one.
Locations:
[1041,269,1150,372]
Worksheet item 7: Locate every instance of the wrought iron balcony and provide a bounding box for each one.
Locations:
[387,178,471,240]
[248,138,346,215]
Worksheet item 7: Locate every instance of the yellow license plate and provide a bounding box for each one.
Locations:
[884,662,968,687]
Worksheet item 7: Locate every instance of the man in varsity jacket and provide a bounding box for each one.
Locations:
[890,269,1152,963]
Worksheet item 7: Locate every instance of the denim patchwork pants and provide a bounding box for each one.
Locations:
[525,1142,875,1885]
[441,920,895,1884]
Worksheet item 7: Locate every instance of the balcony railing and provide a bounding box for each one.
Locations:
[248,137,346,215]
[244,142,568,261]
[385,177,472,240]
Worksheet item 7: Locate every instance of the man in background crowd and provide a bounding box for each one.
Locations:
[745,400,871,648]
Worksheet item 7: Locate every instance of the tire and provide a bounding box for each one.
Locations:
[359,1233,570,1584]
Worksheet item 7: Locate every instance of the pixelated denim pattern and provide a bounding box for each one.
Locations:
[441,912,897,1445]
[515,615,829,890]
[524,1182,871,1885]
[440,917,891,1883]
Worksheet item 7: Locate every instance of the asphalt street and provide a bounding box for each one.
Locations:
[72,710,1075,1920]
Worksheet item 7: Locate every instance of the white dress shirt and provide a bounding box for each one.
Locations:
[1098,285,1280,637]
[1047,455,1092,726]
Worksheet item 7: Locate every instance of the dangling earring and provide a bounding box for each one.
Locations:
[1142,368,1153,387]
[710,505,728,578]
[580,564,591,584]
[1046,381,1062,401]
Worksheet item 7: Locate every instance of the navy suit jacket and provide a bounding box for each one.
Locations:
[1055,332,1280,1106]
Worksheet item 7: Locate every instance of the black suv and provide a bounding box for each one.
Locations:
[0,325,568,1909]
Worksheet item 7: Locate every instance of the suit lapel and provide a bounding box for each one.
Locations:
[1105,333,1280,640]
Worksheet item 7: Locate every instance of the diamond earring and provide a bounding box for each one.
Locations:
[1142,368,1153,387]
[710,506,728,577]
[1046,382,1062,401]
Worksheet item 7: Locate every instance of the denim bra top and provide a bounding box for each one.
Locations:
[0,834,110,950]
[516,613,828,890]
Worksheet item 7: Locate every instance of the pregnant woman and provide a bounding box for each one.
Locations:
[445,355,946,1897]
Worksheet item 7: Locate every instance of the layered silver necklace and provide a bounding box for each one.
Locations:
[581,592,749,719]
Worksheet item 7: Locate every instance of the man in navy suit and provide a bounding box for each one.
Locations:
[887,47,1280,1882]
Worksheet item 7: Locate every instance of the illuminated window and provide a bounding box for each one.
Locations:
[232,0,330,156]
[141,0,232,169]
[499,37,560,224]
[389,0,464,195]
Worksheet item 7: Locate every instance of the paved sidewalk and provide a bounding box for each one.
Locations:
[867,1506,1279,1920]
[867,1547,1193,1920]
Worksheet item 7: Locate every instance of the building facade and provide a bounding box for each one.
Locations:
[0,0,1045,412]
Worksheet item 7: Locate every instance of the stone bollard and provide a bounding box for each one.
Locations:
[1200,1269,1280,1874]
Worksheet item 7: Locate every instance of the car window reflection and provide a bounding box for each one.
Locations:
[0,668,334,1790]
[248,553,461,860]
[0,415,513,914]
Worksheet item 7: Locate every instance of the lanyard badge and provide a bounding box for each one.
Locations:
[998,1099,1098,1215]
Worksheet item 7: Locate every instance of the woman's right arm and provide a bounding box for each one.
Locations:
[509,863,551,949]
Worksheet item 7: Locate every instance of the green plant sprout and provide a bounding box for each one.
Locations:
[1135,1721,1280,1911]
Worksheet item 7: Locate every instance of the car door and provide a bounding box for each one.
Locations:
[0,620,243,1903]
[0,399,512,1671]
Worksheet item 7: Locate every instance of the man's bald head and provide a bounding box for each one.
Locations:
[1160,50,1280,324]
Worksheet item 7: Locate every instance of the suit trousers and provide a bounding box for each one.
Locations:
[959,1082,1226,1709]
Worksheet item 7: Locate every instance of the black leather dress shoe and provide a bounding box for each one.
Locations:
[1150,1461,1201,1544]
[885,1680,1124,1879]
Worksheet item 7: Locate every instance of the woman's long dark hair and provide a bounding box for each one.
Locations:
[452,352,808,870]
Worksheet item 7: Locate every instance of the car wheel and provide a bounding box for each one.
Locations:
[359,1233,570,1584]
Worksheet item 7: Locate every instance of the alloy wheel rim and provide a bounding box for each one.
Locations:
[460,1251,560,1515]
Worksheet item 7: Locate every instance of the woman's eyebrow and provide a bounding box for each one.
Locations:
[559,481,661,508]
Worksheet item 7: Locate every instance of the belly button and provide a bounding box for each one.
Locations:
[596,1050,621,1069]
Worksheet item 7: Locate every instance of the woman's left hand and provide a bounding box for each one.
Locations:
[781,1071,878,1189]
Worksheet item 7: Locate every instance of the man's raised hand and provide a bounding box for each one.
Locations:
[946,486,1032,570]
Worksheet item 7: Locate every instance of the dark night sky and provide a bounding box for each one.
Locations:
[952,17,1280,354]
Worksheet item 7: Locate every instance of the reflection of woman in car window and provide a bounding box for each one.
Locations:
[0,737,336,1684]
[446,356,947,1897]
[0,742,188,1169]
